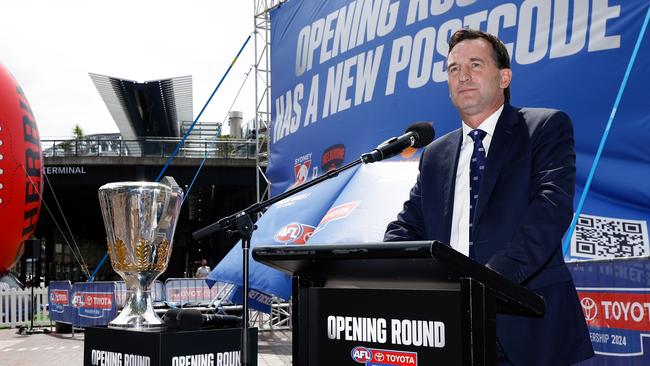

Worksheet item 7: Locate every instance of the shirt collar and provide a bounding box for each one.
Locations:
[461,104,504,142]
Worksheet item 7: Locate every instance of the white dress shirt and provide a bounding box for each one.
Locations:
[449,105,504,256]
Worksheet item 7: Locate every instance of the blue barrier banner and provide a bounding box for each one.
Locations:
[164,278,219,306]
[48,280,73,323]
[71,281,117,327]
[569,259,650,364]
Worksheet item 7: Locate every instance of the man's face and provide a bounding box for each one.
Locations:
[447,38,511,122]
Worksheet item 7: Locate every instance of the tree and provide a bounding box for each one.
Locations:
[73,124,84,139]
[59,124,85,155]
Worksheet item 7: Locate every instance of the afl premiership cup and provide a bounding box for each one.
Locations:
[98,178,183,330]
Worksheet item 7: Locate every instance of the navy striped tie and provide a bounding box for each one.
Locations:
[468,129,487,258]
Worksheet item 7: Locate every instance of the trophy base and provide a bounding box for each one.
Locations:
[108,308,165,332]
[108,322,165,332]
[110,287,164,331]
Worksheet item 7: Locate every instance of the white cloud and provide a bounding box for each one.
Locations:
[1,0,256,138]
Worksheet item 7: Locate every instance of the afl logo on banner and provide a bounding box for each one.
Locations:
[351,346,372,363]
[274,223,315,244]
[321,144,346,172]
[71,292,85,308]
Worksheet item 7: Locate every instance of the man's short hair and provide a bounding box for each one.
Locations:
[448,28,511,103]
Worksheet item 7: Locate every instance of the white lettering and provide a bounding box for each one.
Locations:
[385,35,412,95]
[486,3,517,57]
[91,350,123,366]
[515,0,552,65]
[327,315,387,343]
[390,319,445,348]
[172,353,215,366]
[355,45,383,105]
[589,0,621,52]
[549,0,588,58]
[408,27,437,89]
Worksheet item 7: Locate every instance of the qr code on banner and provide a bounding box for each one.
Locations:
[571,214,649,259]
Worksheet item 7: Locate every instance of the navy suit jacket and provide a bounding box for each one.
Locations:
[385,104,593,365]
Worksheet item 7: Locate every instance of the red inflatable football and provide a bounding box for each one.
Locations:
[0,63,43,274]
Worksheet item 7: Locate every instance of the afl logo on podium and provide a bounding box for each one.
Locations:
[351,346,372,363]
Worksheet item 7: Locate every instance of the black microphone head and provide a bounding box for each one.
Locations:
[176,308,203,330]
[406,122,435,148]
[162,308,181,329]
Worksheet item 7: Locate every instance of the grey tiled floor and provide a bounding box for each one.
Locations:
[0,327,292,365]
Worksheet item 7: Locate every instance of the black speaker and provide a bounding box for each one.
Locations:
[23,238,41,259]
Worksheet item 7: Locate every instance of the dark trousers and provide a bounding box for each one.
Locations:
[496,341,572,366]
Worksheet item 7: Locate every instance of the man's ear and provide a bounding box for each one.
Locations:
[499,68,512,89]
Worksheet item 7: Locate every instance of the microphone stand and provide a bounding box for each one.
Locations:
[193,156,369,366]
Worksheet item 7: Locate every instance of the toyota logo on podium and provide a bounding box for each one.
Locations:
[581,297,598,321]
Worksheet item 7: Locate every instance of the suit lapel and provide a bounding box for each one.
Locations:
[473,105,519,226]
[441,130,462,242]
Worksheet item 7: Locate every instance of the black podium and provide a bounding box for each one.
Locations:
[253,241,544,366]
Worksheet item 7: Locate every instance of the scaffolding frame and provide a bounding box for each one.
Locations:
[253,0,284,204]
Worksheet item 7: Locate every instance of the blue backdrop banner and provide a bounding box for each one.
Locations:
[267,0,650,247]
[211,2,650,363]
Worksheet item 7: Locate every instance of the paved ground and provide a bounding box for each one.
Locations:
[0,326,291,366]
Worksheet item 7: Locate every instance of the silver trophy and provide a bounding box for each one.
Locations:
[98,178,183,330]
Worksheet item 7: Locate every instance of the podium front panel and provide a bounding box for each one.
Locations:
[305,288,462,365]
[84,327,258,366]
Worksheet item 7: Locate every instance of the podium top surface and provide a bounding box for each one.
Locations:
[253,241,544,317]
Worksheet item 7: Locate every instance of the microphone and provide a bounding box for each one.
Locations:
[361,122,435,163]
[176,308,243,330]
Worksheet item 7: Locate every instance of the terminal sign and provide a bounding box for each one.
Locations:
[44,166,87,175]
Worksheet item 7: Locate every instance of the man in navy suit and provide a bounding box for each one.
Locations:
[385,29,593,365]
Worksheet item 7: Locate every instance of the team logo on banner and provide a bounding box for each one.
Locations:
[578,290,650,356]
[294,153,312,186]
[350,346,417,366]
[274,223,316,244]
[322,144,346,172]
